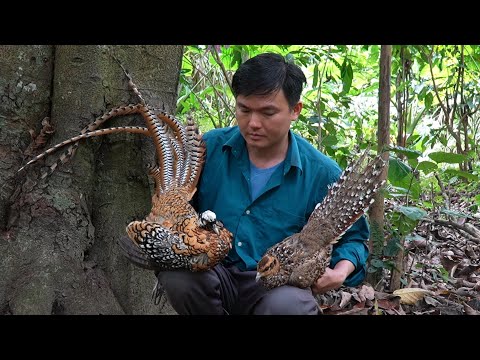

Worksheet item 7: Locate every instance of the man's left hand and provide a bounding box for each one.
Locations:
[311,260,355,295]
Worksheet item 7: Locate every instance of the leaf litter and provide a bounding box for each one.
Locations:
[316,188,480,315]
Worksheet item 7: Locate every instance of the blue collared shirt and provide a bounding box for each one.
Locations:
[193,126,370,286]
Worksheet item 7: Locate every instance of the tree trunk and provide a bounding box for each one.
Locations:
[366,45,391,289]
[0,45,183,314]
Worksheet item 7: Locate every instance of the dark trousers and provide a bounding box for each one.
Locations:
[157,264,319,315]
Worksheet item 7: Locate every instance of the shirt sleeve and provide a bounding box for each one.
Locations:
[330,216,370,287]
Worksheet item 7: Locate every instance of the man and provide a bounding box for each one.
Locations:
[158,52,369,315]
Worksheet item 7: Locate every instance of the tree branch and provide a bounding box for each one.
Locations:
[422,218,480,243]
[425,46,463,147]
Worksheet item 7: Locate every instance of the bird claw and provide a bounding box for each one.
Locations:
[151,278,165,305]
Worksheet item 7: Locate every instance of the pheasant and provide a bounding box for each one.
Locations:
[122,115,233,272]
[18,56,233,274]
[256,150,387,290]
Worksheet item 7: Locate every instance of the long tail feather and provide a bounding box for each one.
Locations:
[19,104,147,178]
[156,111,188,182]
[183,117,206,192]
[51,104,147,176]
[18,126,150,176]
[302,151,387,247]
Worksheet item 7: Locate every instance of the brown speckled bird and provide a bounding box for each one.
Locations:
[18,54,233,274]
[256,151,387,290]
[122,115,233,272]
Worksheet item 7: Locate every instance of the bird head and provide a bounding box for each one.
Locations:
[255,254,280,282]
[199,210,220,234]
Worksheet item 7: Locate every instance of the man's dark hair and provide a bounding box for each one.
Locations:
[231,53,307,109]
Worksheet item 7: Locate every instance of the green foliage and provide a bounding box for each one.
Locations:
[178,45,480,287]
[387,145,421,159]
[416,161,438,174]
[474,194,480,212]
[428,151,469,164]
[444,168,479,181]
[387,155,421,199]
[396,206,428,221]
[177,46,480,207]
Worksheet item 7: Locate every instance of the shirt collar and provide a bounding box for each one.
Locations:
[286,130,303,174]
[222,127,303,174]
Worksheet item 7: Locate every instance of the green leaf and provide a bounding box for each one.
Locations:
[428,151,468,164]
[475,194,480,206]
[422,201,433,209]
[322,135,338,146]
[370,259,384,268]
[417,85,427,100]
[312,63,319,88]
[324,121,335,132]
[405,234,426,242]
[384,237,401,257]
[406,134,421,146]
[444,169,479,181]
[385,185,408,197]
[448,176,459,185]
[424,92,434,109]
[440,208,470,218]
[388,157,411,182]
[340,59,353,94]
[439,135,448,147]
[416,161,438,174]
[387,158,421,199]
[396,206,427,221]
[328,111,340,118]
[387,145,422,159]
[408,158,419,169]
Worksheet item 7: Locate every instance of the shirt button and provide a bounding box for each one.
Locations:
[245,209,250,215]
[238,242,243,247]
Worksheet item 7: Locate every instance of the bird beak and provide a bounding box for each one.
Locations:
[213,224,219,235]
[255,272,262,282]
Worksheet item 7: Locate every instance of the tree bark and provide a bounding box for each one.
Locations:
[366,45,391,289]
[0,45,183,314]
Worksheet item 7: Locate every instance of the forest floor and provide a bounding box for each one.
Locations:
[156,188,480,316]
[316,189,480,315]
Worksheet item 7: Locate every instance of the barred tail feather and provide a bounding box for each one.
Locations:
[183,117,206,192]
[157,111,188,183]
[303,151,387,245]
[48,104,145,176]
[18,126,150,177]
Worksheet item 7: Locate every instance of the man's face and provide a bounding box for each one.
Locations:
[235,89,302,151]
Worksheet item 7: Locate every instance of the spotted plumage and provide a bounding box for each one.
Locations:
[256,151,387,289]
[18,53,233,274]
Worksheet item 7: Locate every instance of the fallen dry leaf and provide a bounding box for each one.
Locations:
[463,303,480,315]
[393,288,433,305]
[336,307,370,315]
[424,295,442,307]
[358,284,375,302]
[339,291,352,308]
[377,297,401,310]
